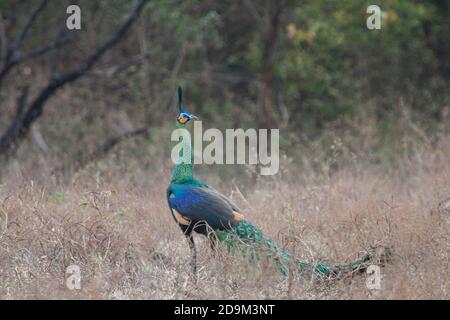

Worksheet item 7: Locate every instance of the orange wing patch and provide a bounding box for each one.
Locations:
[232,211,246,222]
[173,210,191,225]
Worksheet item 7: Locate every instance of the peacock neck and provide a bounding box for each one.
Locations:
[170,122,193,184]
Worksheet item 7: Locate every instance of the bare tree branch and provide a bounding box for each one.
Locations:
[0,0,149,165]
[0,32,72,87]
[64,127,149,173]
[88,53,149,78]
[21,36,72,62]
[14,86,29,122]
[10,0,48,55]
[0,2,75,85]
[1,6,72,85]
[1,0,48,74]
[60,0,148,84]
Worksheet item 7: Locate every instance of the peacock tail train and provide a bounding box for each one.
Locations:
[215,220,371,277]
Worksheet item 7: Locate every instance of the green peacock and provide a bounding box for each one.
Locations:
[167,86,373,278]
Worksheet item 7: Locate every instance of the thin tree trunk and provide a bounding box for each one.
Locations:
[261,0,283,129]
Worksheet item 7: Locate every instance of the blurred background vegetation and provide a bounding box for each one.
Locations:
[0,0,448,185]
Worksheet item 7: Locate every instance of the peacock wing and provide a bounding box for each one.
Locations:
[168,184,245,230]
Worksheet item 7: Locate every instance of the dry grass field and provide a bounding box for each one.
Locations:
[0,130,449,300]
[1,0,449,302]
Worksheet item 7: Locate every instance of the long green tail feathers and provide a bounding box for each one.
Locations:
[216,221,372,277]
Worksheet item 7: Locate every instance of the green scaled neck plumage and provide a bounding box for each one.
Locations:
[171,86,194,184]
[170,120,194,184]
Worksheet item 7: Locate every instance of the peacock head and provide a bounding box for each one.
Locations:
[176,86,197,125]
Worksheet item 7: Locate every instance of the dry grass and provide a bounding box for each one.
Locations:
[0,135,449,300]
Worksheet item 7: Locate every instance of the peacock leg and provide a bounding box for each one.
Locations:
[186,234,197,279]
